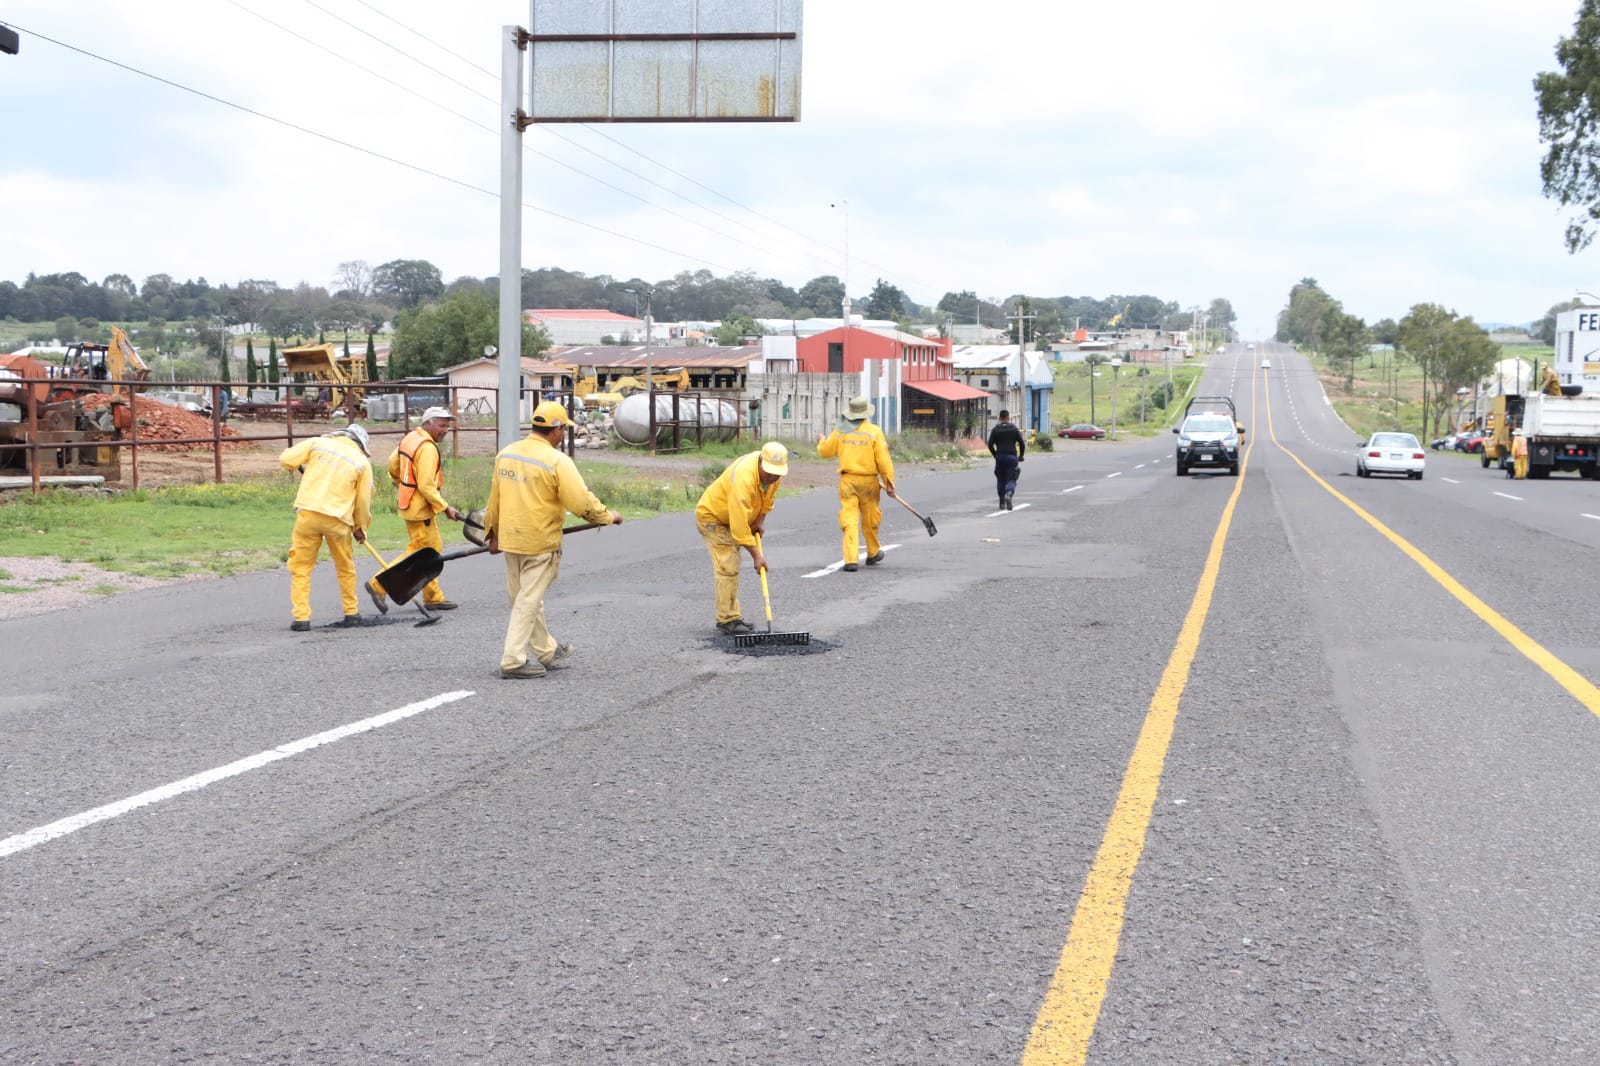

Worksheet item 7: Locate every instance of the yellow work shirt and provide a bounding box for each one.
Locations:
[818,419,895,484]
[484,434,614,555]
[280,434,373,530]
[387,428,449,519]
[695,451,779,548]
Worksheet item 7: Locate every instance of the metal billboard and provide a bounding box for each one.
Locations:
[527,0,801,122]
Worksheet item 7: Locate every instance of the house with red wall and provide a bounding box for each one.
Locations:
[794,326,989,438]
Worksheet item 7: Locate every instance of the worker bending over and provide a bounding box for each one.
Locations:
[817,395,896,571]
[695,442,787,635]
[280,425,374,631]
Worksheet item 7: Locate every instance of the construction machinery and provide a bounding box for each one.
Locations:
[1480,370,1600,478]
[280,342,367,413]
[61,325,149,385]
[0,353,126,479]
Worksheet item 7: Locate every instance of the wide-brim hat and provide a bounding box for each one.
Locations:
[845,395,871,421]
[759,441,789,476]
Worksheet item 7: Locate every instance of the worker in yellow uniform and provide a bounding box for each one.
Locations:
[1512,427,1530,480]
[695,441,787,635]
[368,405,462,615]
[484,401,622,679]
[817,395,896,572]
[279,424,374,632]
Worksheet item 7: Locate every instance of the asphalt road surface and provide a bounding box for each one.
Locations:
[5,343,1599,1064]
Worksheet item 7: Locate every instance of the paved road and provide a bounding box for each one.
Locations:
[3,344,1598,1064]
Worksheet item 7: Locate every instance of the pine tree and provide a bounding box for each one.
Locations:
[365,333,378,382]
[219,337,231,384]
[245,337,257,384]
[268,338,280,384]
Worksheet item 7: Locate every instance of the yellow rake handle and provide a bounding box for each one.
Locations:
[756,533,773,626]
[357,536,393,570]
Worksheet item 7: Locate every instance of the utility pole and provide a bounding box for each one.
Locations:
[1006,306,1036,429]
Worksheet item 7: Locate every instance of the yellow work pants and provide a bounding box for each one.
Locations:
[838,474,882,564]
[698,520,744,624]
[288,509,358,622]
[368,518,446,604]
[501,550,561,671]
[1514,454,1529,479]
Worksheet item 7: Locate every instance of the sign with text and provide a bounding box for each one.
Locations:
[528,0,801,122]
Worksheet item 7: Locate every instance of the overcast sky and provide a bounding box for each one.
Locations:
[3,0,1597,337]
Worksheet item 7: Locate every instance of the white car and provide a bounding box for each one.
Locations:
[1260,359,1271,369]
[1357,432,1426,479]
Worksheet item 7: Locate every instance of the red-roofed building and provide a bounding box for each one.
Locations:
[795,326,988,438]
[524,309,647,346]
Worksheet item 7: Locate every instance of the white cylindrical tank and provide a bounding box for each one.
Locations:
[612,393,741,446]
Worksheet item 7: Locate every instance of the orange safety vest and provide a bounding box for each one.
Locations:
[393,427,441,511]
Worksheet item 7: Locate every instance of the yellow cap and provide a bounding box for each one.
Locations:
[531,400,571,428]
[759,441,788,476]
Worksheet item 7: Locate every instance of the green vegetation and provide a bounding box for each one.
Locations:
[0,453,716,579]
[1049,360,1206,436]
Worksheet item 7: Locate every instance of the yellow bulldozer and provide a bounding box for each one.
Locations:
[574,366,691,409]
[280,342,367,413]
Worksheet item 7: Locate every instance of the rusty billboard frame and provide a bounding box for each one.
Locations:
[495,3,804,448]
[524,0,801,123]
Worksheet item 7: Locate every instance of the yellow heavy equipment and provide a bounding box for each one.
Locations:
[61,325,149,384]
[280,342,367,412]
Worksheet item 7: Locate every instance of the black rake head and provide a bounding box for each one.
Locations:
[733,630,812,648]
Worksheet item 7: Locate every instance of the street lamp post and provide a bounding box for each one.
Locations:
[1110,357,1123,438]
[624,286,655,388]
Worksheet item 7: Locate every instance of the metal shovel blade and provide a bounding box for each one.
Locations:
[375,548,444,606]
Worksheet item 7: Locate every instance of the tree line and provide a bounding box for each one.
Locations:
[1275,277,1511,436]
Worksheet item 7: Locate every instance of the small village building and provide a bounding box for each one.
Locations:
[524,309,647,346]
[794,326,988,439]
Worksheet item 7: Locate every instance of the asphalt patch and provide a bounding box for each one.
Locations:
[710,634,838,656]
[313,615,421,630]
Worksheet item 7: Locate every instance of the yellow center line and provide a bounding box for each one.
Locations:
[1264,371,1600,720]
[1022,366,1259,1065]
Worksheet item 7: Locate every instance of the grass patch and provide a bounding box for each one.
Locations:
[0,584,30,594]
[1050,361,1207,437]
[88,583,124,596]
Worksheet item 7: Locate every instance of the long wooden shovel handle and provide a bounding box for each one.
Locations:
[891,493,928,521]
[463,521,607,560]
[357,537,393,569]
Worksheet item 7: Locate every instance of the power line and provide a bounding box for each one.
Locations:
[6,22,740,274]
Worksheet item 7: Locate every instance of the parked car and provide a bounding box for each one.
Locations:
[1057,422,1107,440]
[1357,432,1426,479]
[1455,431,1486,454]
[1431,433,1459,451]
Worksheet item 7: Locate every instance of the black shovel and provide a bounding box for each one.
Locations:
[372,521,604,605]
[891,492,938,536]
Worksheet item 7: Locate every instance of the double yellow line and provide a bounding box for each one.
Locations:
[1023,360,1600,1064]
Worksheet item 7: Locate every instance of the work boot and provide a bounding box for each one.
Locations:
[366,582,389,615]
[338,614,366,628]
[842,562,859,572]
[1005,493,1014,510]
[864,551,885,566]
[541,642,575,670]
[500,661,547,679]
[717,619,755,636]
[428,600,460,611]
[289,620,311,632]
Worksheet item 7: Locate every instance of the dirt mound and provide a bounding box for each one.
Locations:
[81,393,248,452]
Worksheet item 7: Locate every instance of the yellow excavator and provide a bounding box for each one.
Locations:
[62,326,150,383]
[580,367,691,408]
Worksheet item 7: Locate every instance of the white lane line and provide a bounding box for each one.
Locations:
[1494,491,1523,501]
[803,543,902,578]
[1442,477,1459,484]
[1135,464,1146,470]
[984,503,1034,517]
[1106,472,1122,478]
[1583,514,1600,522]
[1060,486,1084,494]
[0,690,476,859]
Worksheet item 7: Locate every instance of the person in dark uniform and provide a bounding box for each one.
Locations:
[986,409,1026,510]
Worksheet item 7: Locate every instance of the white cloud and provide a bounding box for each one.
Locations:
[0,0,1596,331]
